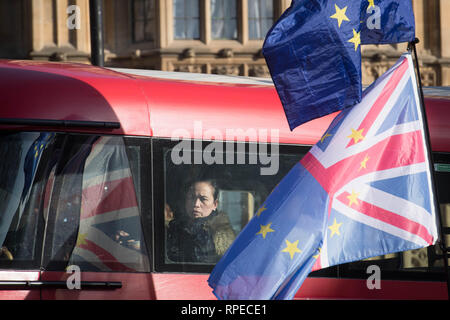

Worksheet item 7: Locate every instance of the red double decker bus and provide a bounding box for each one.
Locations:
[0,59,448,299]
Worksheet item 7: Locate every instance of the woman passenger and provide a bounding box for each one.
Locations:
[166,179,235,263]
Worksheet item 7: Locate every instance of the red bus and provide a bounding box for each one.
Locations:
[0,59,448,300]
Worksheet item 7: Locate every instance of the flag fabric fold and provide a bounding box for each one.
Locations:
[208,53,438,300]
[69,136,149,272]
[263,0,415,130]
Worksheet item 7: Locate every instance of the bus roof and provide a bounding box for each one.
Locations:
[0,60,449,150]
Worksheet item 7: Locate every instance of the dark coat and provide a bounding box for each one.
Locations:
[167,210,235,263]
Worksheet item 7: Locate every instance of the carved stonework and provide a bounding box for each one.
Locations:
[218,48,233,58]
[211,65,242,76]
[7,0,450,86]
[420,66,437,86]
[248,65,270,77]
[172,64,206,73]
[362,59,393,85]
[402,248,429,268]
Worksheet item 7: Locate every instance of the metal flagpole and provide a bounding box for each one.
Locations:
[408,37,450,300]
[89,0,105,67]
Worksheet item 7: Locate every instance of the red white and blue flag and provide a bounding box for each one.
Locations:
[308,53,438,270]
[208,53,439,300]
[70,137,149,272]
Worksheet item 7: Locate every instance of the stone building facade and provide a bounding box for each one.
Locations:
[1,0,450,86]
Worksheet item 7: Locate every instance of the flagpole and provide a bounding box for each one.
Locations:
[408,37,450,299]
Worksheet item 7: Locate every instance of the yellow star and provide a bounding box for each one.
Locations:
[367,0,375,9]
[347,190,360,207]
[330,4,350,28]
[256,223,274,239]
[76,233,88,246]
[359,154,370,171]
[328,219,342,238]
[255,205,267,217]
[347,128,365,144]
[320,133,332,143]
[348,29,361,51]
[313,247,322,259]
[281,239,302,260]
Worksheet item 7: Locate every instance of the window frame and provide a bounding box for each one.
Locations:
[131,0,157,43]
[247,0,275,40]
[210,0,239,40]
[0,131,49,270]
[173,0,201,40]
[126,135,153,273]
[34,133,153,273]
[160,0,280,48]
[152,136,338,277]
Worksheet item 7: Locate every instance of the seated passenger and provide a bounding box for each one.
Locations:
[164,203,174,228]
[167,179,235,263]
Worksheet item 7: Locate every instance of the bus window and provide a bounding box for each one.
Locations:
[0,132,52,269]
[428,157,450,270]
[340,152,450,281]
[39,134,150,272]
[153,138,316,273]
[218,190,255,235]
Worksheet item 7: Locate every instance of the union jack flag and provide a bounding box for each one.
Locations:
[208,53,439,300]
[69,136,149,272]
[307,53,438,270]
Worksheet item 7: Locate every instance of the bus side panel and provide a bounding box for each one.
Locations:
[41,273,218,300]
[294,277,448,300]
[426,98,450,152]
[151,273,217,300]
[0,271,40,300]
[40,271,157,300]
[131,274,448,300]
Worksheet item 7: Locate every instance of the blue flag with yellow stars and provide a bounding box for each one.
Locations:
[20,132,55,207]
[207,54,438,300]
[263,0,415,130]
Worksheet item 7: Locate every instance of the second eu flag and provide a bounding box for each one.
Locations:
[263,0,416,130]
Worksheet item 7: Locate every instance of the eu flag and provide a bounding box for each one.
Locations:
[263,0,415,130]
[361,0,415,44]
[20,132,55,207]
[208,54,438,300]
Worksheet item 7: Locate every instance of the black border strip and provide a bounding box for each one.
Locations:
[0,118,120,129]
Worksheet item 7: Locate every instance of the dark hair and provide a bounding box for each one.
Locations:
[187,179,219,200]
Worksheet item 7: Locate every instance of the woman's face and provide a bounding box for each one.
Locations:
[185,182,218,219]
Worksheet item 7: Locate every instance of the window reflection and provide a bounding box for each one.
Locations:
[162,141,303,265]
